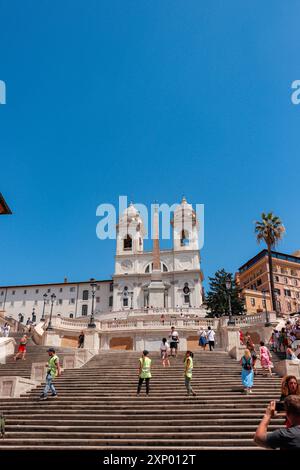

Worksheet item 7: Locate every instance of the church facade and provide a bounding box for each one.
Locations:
[0,198,205,322]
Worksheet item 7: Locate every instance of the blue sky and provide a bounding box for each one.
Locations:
[0,1,300,289]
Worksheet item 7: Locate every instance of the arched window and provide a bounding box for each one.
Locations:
[180,230,189,246]
[183,282,191,305]
[123,286,129,307]
[145,262,168,273]
[82,290,89,301]
[123,235,132,250]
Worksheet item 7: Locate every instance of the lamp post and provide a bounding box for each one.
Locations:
[88,279,97,328]
[41,293,47,321]
[262,289,271,327]
[46,293,56,331]
[226,275,235,326]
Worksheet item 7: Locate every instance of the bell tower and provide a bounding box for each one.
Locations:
[116,203,145,256]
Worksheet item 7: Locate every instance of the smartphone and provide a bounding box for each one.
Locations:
[275,401,285,412]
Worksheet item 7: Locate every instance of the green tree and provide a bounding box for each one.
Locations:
[205,269,245,317]
[255,212,285,315]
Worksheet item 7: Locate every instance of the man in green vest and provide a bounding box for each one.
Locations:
[40,348,61,400]
[137,350,152,396]
[184,351,196,397]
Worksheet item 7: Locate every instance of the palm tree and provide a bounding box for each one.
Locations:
[255,212,285,315]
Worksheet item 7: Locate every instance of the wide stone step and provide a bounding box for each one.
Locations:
[0,437,257,447]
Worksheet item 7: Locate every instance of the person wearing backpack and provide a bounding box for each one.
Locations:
[136,350,152,396]
[240,349,254,394]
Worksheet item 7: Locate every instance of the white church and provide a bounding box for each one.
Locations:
[0,198,206,322]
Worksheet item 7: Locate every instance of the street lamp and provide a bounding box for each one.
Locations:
[226,275,235,326]
[262,289,271,327]
[46,293,56,331]
[41,293,47,321]
[88,279,97,328]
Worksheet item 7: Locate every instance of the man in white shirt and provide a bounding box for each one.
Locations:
[169,326,179,357]
[207,326,216,351]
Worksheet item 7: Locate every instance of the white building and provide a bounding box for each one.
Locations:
[0,198,205,322]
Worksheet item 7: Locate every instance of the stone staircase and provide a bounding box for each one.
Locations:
[0,332,74,378]
[0,350,285,450]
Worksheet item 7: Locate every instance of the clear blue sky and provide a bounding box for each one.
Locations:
[1,1,300,289]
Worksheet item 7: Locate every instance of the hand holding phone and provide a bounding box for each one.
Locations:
[275,401,285,412]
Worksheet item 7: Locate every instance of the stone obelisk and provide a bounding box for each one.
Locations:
[148,204,166,308]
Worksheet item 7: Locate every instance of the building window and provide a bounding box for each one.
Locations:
[110,282,113,292]
[250,298,255,306]
[82,290,89,301]
[12,291,15,295]
[123,297,129,307]
[24,290,27,294]
[287,302,292,312]
[47,288,51,293]
[96,297,100,303]
[123,235,132,250]
[109,296,113,307]
[180,230,189,246]
[0,291,4,296]
[274,288,281,296]
[183,283,190,305]
[294,279,298,286]
[82,305,88,316]
[35,289,39,294]
[284,289,291,297]
[70,287,75,292]
[275,276,279,282]
[58,299,63,305]
[284,277,288,284]
[60,288,63,293]
[69,298,75,305]
[69,313,74,319]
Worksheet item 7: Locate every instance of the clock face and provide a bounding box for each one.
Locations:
[121,260,133,271]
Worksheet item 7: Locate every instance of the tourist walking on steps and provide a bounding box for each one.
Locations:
[14,334,28,361]
[241,349,254,394]
[40,348,61,400]
[259,341,274,376]
[198,329,208,351]
[169,326,179,357]
[245,332,258,375]
[160,338,170,367]
[137,350,152,396]
[1,323,10,337]
[184,351,196,397]
[78,331,85,348]
[207,326,215,351]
